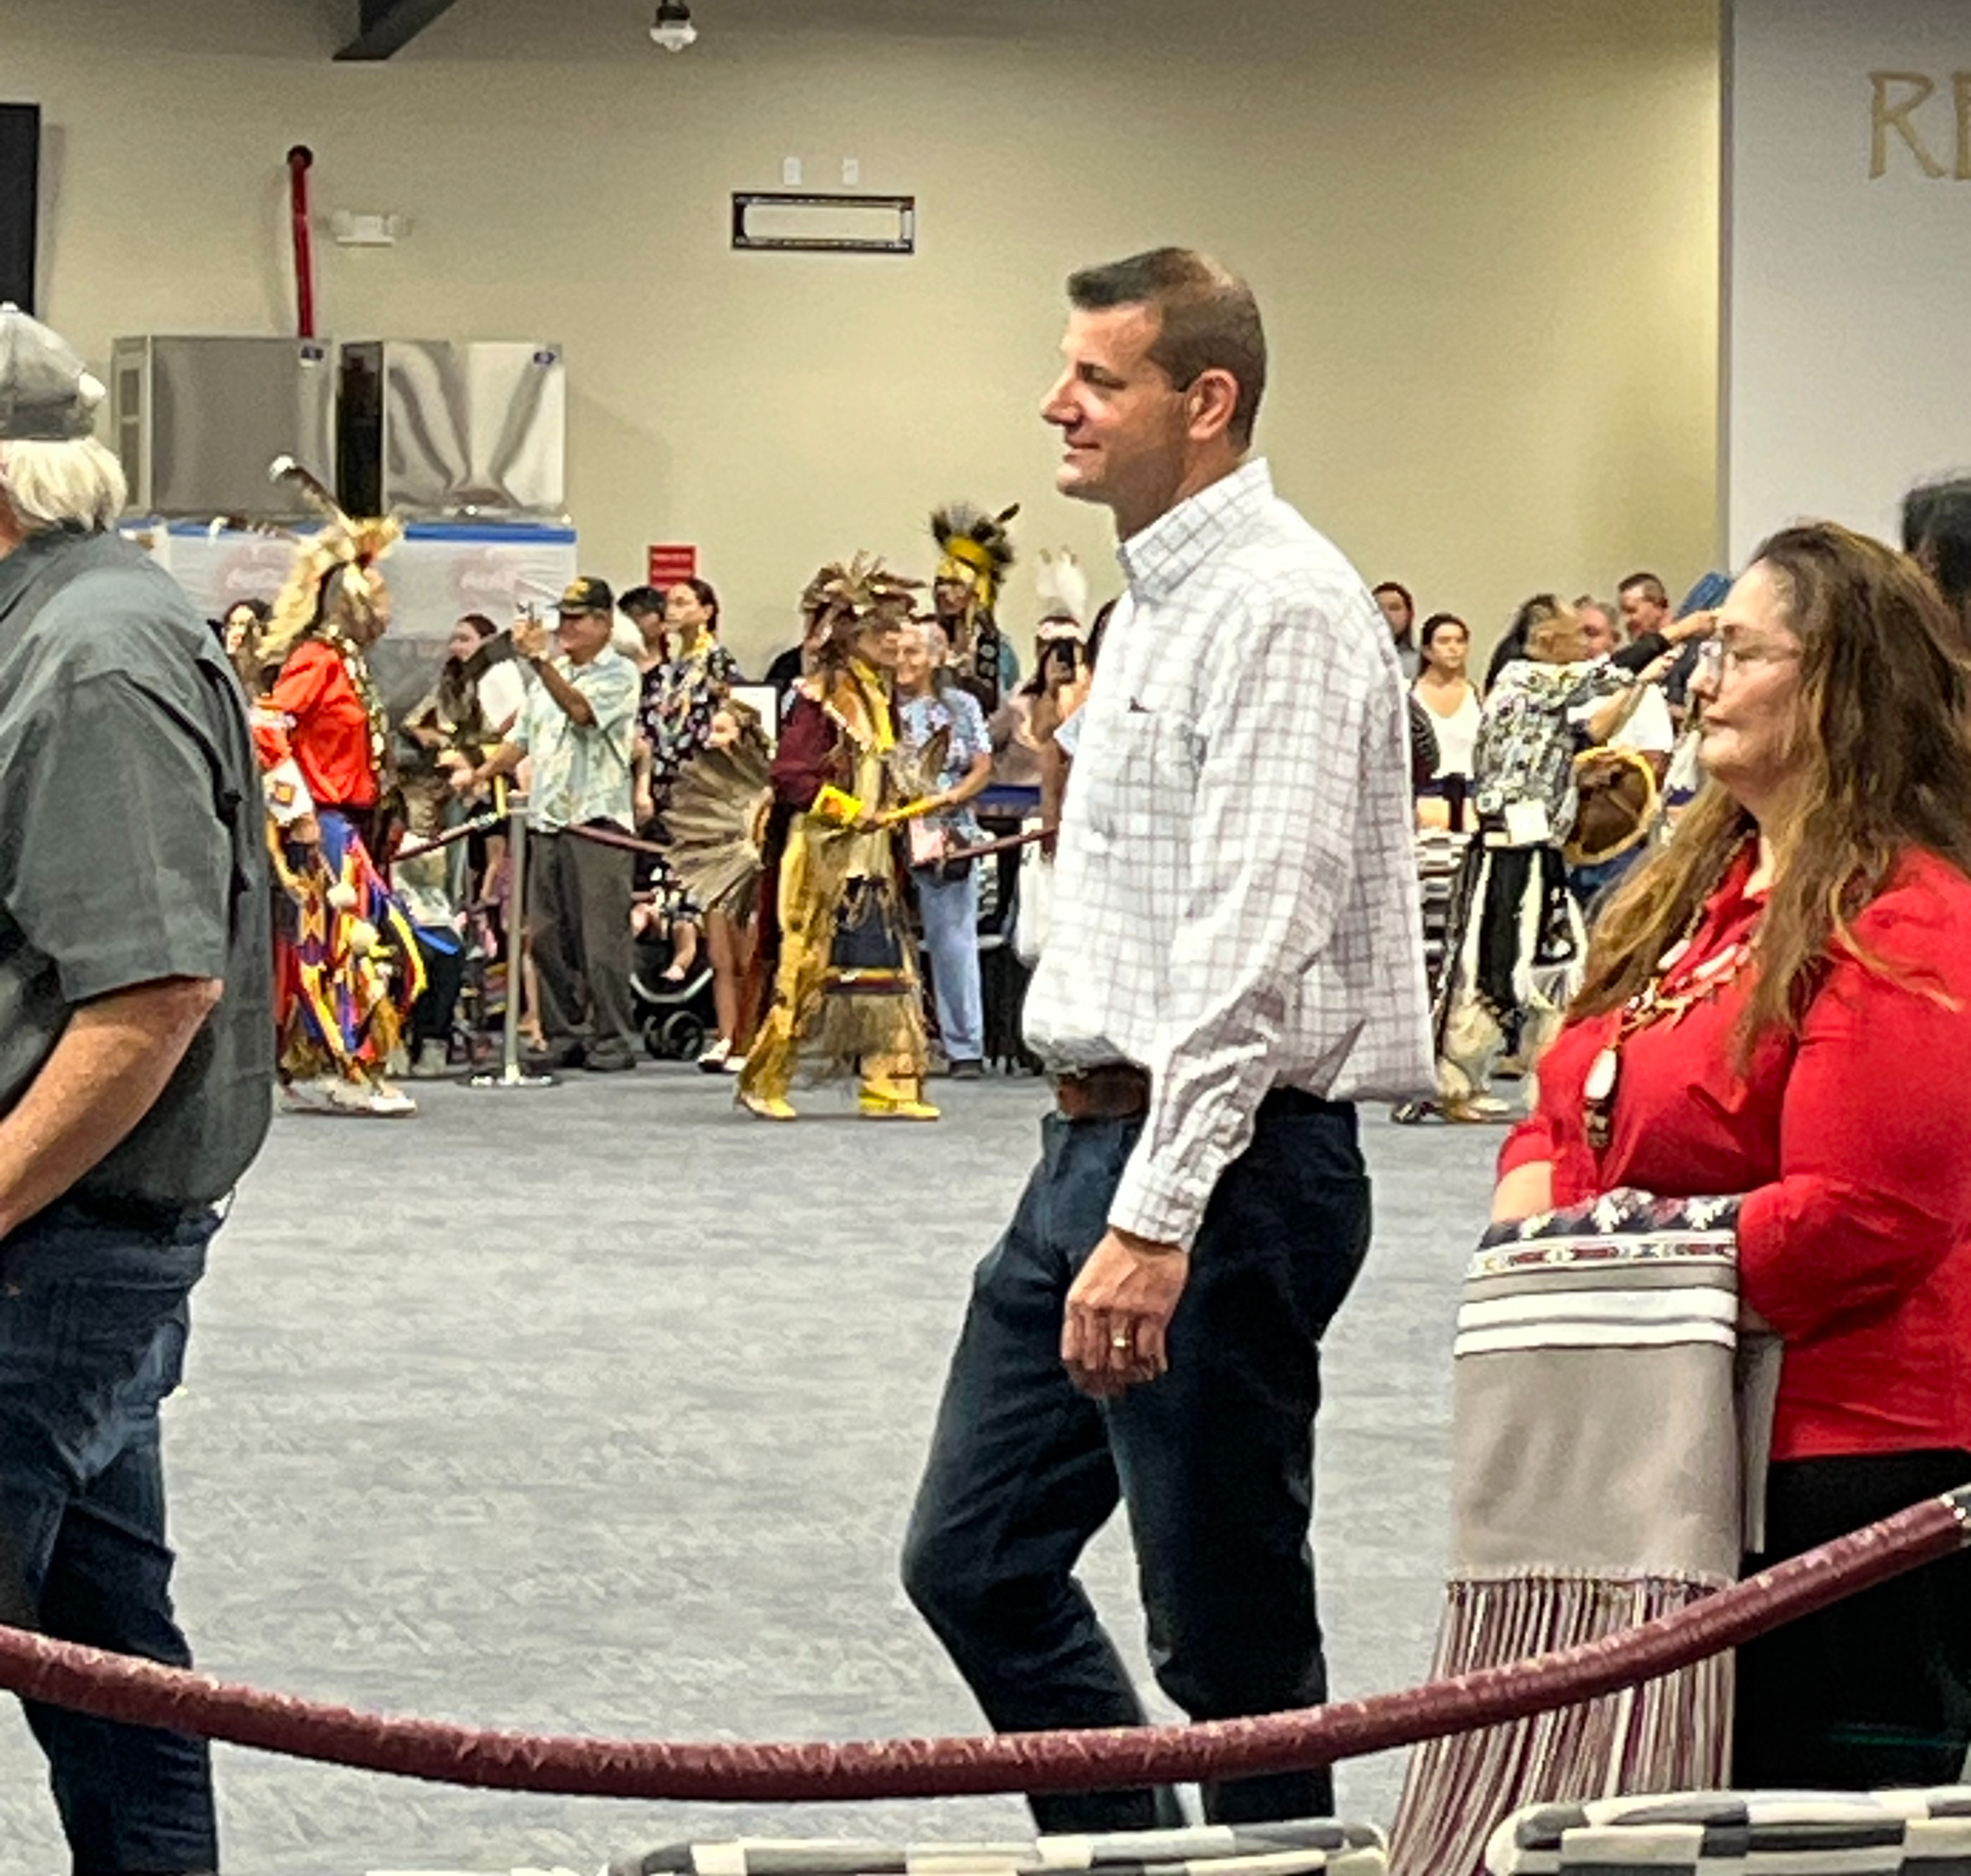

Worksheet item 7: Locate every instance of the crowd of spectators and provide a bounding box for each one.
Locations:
[353,553,1732,1100]
[1386,570,1722,1124]
[368,561,1104,1085]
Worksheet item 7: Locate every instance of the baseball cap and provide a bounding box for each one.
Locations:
[0,304,104,442]
[557,575,614,615]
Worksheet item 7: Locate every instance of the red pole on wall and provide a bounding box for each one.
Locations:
[286,145,316,340]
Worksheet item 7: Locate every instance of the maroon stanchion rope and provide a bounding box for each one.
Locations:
[390,811,505,865]
[945,827,1052,864]
[560,821,1052,868]
[0,1491,1960,1802]
[562,822,673,860]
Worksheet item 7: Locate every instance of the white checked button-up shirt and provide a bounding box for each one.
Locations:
[1023,458,1433,1249]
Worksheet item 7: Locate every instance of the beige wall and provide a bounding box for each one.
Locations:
[9,0,1721,669]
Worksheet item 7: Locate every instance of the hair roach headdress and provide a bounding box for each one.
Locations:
[930,501,1018,611]
[259,455,404,673]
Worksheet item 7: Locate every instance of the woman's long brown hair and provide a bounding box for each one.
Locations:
[1573,523,1971,1044]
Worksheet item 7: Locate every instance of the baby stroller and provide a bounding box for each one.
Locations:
[630,928,720,1062]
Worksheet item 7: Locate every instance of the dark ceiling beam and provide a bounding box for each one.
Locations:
[334,0,466,61]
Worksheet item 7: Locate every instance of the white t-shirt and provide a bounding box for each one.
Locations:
[1414,682,1482,777]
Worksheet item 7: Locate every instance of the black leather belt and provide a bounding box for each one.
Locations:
[1052,1068,1350,1126]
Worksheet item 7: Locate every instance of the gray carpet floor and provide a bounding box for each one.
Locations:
[0,1069,1500,1875]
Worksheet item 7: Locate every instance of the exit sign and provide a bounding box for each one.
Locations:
[647,544,699,587]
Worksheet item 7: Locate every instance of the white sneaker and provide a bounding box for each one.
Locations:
[325,1077,418,1119]
[696,1036,731,1073]
[723,1049,747,1074]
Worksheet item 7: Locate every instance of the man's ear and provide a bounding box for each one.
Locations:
[1185,368,1241,445]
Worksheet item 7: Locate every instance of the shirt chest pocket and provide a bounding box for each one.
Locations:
[1078,708,1199,849]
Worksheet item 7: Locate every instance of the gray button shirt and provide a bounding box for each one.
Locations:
[0,527,273,1224]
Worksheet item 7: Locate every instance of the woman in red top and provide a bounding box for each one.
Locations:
[1497,521,1971,1790]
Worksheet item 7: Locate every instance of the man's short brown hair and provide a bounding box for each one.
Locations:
[1618,571,1669,609]
[1067,248,1267,448]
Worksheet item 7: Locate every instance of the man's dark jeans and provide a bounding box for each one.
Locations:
[0,1203,220,1874]
[903,1091,1371,1830]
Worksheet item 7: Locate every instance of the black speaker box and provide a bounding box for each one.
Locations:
[0,104,40,312]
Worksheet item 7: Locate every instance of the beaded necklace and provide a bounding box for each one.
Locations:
[1581,838,1761,1151]
[321,626,393,782]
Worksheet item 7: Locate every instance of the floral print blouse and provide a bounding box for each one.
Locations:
[640,643,742,799]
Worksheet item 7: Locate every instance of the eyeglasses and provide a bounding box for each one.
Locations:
[1693,637,1802,682]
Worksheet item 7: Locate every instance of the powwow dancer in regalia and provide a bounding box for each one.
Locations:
[252,458,422,1117]
[734,555,946,1122]
[930,500,1018,712]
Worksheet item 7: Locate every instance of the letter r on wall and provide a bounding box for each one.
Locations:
[1871,70,1947,178]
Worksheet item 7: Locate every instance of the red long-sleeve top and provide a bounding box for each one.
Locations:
[1502,846,1971,1463]
[260,639,378,810]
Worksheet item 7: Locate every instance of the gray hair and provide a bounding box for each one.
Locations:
[897,615,953,692]
[0,436,128,535]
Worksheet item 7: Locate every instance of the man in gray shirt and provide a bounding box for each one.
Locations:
[0,306,273,1873]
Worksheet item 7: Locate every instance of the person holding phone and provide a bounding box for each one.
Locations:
[458,578,642,1073]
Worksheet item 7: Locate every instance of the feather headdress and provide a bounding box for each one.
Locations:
[259,455,404,672]
[930,501,1018,610]
[1035,548,1090,638]
[800,553,923,659]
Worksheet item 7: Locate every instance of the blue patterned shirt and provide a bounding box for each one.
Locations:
[899,686,990,848]
[509,647,639,832]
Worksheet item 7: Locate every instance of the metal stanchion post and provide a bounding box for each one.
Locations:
[469,781,557,1091]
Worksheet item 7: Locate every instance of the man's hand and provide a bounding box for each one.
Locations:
[1061,1227,1190,1398]
[511,614,552,661]
[288,812,321,846]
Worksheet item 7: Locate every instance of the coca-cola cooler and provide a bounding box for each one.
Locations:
[126,518,579,714]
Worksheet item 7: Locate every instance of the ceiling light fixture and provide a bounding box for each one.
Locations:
[650,0,698,51]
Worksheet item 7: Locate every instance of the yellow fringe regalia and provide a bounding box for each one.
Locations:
[739,557,945,1121]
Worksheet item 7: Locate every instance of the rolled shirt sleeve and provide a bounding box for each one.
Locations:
[1499,1111,1558,1177]
[3,671,234,1002]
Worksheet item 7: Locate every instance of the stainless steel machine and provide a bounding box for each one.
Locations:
[111,335,336,520]
[336,339,567,519]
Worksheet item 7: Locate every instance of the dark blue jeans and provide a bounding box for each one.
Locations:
[0,1203,219,1875]
[903,1092,1371,1830]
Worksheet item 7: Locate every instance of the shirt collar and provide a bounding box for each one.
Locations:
[0,524,83,620]
[1116,458,1273,602]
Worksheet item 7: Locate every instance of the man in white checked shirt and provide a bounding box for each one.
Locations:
[904,249,1432,1829]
